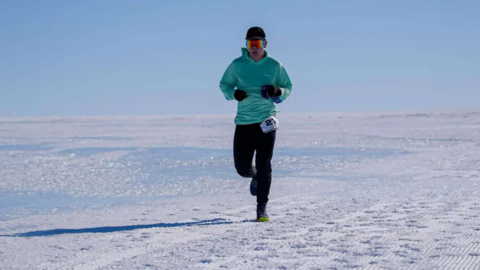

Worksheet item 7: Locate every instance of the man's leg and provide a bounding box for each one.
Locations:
[233,124,257,178]
[254,127,276,205]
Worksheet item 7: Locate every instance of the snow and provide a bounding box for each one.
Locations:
[1,109,480,269]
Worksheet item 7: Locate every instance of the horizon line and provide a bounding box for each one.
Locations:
[0,106,479,120]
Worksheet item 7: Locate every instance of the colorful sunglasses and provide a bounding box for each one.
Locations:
[246,39,265,48]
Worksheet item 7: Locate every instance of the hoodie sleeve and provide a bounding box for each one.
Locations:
[219,61,238,101]
[276,63,293,101]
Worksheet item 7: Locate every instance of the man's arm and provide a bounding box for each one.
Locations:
[219,61,237,101]
[276,63,293,101]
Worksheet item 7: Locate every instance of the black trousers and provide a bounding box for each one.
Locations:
[233,122,276,205]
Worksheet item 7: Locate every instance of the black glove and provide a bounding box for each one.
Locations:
[261,85,282,98]
[234,89,247,101]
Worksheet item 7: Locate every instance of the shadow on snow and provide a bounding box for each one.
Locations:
[1,218,251,237]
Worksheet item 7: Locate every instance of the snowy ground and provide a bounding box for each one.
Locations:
[1,109,480,269]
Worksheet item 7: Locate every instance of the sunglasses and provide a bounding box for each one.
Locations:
[246,39,265,49]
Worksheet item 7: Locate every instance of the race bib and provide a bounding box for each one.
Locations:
[260,116,279,133]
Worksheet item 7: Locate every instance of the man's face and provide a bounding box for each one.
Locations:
[247,38,267,56]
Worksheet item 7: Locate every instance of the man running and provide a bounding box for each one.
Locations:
[219,26,293,222]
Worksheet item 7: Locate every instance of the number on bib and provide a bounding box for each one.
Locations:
[260,116,279,133]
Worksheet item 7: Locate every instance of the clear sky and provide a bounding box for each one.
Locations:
[1,0,479,117]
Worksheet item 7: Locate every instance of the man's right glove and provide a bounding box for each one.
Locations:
[234,89,247,101]
[261,85,282,99]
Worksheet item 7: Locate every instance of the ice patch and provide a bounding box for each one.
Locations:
[0,146,400,221]
[0,143,53,152]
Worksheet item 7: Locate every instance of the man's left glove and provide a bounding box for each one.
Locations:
[234,89,248,101]
[261,85,282,99]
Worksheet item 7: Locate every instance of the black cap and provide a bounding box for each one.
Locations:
[246,26,266,40]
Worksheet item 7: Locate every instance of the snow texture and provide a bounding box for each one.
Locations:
[1,109,480,269]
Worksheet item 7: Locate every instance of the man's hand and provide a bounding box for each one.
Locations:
[261,85,282,99]
[234,89,248,101]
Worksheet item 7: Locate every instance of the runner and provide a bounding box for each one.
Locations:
[219,26,293,222]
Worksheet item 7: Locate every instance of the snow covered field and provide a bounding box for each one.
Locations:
[1,109,480,269]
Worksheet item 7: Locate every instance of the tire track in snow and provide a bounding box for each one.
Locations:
[411,200,480,270]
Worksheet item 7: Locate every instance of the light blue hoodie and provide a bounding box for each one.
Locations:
[219,47,293,125]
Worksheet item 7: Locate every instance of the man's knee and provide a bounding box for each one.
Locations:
[236,166,256,178]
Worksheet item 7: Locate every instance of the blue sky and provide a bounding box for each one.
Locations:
[1,0,479,117]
